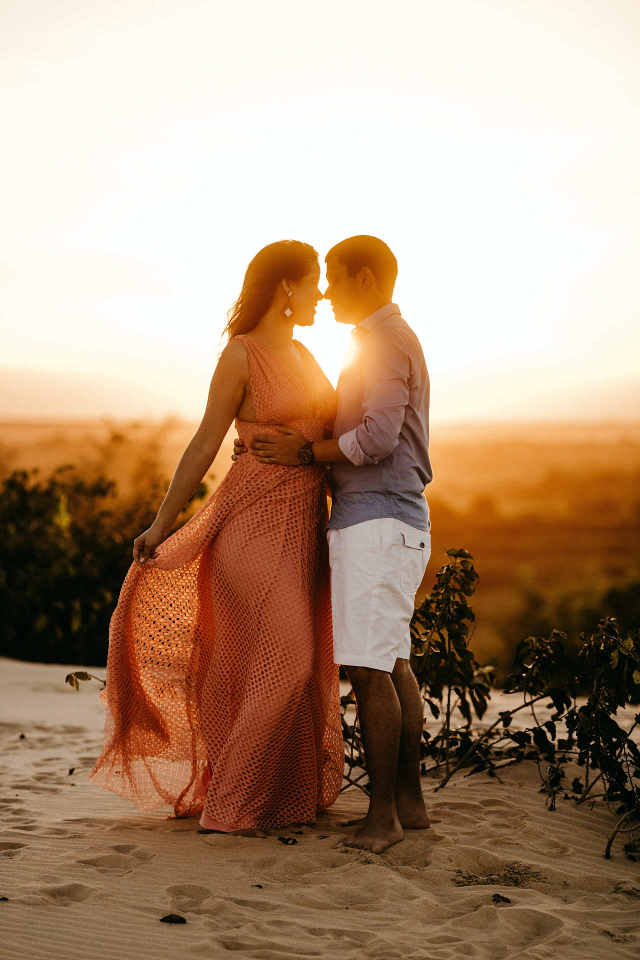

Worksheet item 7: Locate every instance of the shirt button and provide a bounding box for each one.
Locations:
[420,541,425,548]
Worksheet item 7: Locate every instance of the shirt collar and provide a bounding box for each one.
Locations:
[353,302,401,336]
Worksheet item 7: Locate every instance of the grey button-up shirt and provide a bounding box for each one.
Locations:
[326,302,432,532]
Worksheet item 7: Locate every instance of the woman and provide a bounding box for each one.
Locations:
[89,240,343,834]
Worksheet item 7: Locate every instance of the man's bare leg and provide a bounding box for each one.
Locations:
[341,659,430,831]
[342,665,404,854]
[391,658,430,828]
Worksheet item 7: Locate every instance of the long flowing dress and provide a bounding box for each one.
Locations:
[88,334,344,831]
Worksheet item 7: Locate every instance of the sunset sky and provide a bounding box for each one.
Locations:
[1,0,638,422]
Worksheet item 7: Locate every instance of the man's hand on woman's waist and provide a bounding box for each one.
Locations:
[236,427,350,467]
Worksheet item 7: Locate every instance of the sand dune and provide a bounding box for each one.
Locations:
[1,657,639,959]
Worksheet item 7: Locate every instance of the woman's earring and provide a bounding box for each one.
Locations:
[283,289,293,318]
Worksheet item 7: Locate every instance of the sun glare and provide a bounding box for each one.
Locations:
[1,2,637,421]
[294,300,353,387]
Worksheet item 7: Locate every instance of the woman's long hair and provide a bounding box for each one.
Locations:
[224,240,318,340]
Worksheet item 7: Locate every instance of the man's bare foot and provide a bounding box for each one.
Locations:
[396,794,431,830]
[342,818,404,854]
[340,804,430,831]
[396,778,431,830]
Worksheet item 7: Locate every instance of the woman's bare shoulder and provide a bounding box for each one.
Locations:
[216,337,250,381]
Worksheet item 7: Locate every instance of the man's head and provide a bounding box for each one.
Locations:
[324,235,398,325]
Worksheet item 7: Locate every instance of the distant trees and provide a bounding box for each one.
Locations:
[0,463,206,665]
[512,581,640,664]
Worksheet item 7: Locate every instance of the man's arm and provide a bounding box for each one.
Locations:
[249,429,351,465]
[310,437,349,463]
[250,337,410,467]
[335,339,410,466]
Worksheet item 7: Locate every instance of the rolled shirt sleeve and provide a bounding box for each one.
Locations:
[337,338,410,466]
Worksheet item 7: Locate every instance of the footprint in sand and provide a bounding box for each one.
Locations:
[62,816,114,829]
[451,904,564,951]
[266,917,376,947]
[110,843,154,860]
[214,933,324,957]
[35,882,95,906]
[78,844,154,874]
[522,834,570,857]
[0,841,26,859]
[229,896,280,913]
[166,883,214,912]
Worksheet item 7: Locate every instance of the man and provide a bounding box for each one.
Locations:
[247,235,433,854]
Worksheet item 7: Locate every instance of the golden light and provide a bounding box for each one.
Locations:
[0,1,637,422]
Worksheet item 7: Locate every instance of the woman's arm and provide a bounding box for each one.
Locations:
[133,339,248,563]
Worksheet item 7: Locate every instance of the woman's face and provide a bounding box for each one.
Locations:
[289,266,322,327]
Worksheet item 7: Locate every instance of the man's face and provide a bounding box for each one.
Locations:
[323,258,362,325]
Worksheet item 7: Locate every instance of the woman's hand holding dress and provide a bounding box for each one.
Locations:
[132,521,171,564]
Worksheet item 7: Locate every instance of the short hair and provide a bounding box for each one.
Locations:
[325,235,398,298]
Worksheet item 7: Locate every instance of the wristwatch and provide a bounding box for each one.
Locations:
[297,441,315,465]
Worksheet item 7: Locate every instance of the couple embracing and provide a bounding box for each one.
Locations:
[89,235,433,855]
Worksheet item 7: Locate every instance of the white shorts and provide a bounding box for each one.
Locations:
[327,517,431,673]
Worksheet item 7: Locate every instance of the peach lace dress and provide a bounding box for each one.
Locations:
[88,335,343,831]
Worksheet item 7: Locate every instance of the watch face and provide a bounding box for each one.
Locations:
[298,446,313,465]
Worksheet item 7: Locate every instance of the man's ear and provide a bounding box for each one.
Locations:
[357,266,376,291]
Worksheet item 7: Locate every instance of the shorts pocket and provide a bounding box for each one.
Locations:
[400,529,428,550]
[399,529,430,593]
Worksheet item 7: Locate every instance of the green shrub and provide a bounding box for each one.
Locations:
[0,466,206,665]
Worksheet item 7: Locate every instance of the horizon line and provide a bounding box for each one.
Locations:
[2,414,639,428]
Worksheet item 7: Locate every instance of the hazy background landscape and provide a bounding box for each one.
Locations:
[2,413,638,681]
